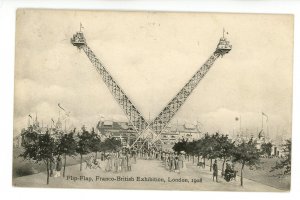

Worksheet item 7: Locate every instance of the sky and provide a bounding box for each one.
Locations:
[14,10,293,139]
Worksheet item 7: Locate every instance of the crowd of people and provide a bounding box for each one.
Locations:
[102,151,136,172]
[82,147,237,183]
[133,148,187,173]
[82,148,188,174]
[162,152,186,173]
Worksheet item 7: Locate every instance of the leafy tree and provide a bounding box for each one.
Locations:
[76,128,92,171]
[261,142,273,157]
[194,139,203,164]
[186,140,197,163]
[270,139,291,175]
[217,134,236,176]
[196,134,211,167]
[56,129,77,177]
[102,137,122,152]
[89,128,102,159]
[232,139,261,186]
[20,129,56,184]
[207,133,221,171]
[173,139,188,154]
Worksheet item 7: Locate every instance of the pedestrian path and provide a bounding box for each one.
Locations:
[13,159,282,191]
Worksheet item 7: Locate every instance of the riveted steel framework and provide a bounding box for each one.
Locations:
[71,29,231,150]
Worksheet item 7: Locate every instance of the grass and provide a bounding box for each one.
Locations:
[209,157,290,190]
[13,147,83,178]
[13,148,290,190]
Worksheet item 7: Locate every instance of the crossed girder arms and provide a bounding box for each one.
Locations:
[82,42,220,139]
[72,30,231,149]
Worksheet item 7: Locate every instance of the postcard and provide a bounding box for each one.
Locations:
[13,9,293,191]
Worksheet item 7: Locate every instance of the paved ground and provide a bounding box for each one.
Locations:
[13,159,283,191]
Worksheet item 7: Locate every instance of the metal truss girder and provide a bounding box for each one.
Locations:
[81,45,148,133]
[149,52,221,137]
[72,30,231,150]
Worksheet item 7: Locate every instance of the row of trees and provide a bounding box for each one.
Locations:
[173,133,291,186]
[20,126,122,184]
[270,139,291,175]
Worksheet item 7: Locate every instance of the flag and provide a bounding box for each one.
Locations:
[28,114,32,118]
[58,103,65,111]
[262,112,268,121]
[51,118,55,124]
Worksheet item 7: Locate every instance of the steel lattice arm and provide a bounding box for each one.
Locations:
[149,35,232,140]
[71,28,232,149]
[71,32,148,133]
[149,53,220,134]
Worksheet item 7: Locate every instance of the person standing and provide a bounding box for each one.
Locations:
[165,153,169,170]
[127,154,132,171]
[132,150,137,164]
[169,154,175,172]
[105,153,112,172]
[49,158,55,177]
[213,160,218,182]
[174,155,180,173]
[55,156,63,177]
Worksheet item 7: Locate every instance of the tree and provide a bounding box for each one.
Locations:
[173,139,188,154]
[186,140,197,163]
[20,129,56,184]
[76,128,92,171]
[207,133,221,171]
[102,137,122,152]
[217,134,235,176]
[232,139,261,186]
[196,134,211,167]
[270,139,291,175]
[89,128,102,159]
[261,142,273,157]
[56,130,77,177]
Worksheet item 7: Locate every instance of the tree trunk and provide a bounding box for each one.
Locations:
[63,153,67,177]
[203,157,206,169]
[46,159,49,185]
[222,158,226,177]
[197,155,200,163]
[210,159,213,172]
[241,162,245,186]
[80,154,83,171]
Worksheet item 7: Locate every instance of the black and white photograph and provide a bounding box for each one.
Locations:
[12,9,293,192]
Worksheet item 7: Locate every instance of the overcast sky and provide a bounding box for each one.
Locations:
[14,10,293,138]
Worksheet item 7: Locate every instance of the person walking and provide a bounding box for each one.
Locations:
[213,160,218,182]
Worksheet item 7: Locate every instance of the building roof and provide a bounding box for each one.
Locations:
[168,123,200,133]
[103,121,113,126]
[97,120,201,135]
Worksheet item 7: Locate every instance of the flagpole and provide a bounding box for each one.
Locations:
[239,115,242,136]
[261,112,264,131]
[28,116,30,127]
[267,118,269,139]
